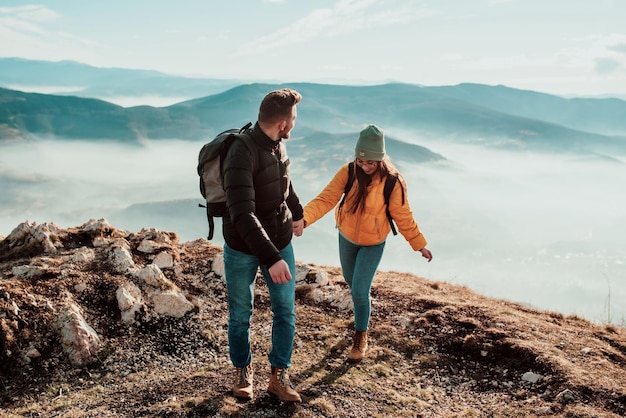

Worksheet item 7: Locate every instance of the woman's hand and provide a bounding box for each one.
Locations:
[419,248,433,262]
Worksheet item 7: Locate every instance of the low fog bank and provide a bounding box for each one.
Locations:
[4,86,217,108]
[1,138,624,325]
[102,96,195,108]
[296,140,626,325]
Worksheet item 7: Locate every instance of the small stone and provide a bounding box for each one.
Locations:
[522,371,542,383]
[555,389,577,404]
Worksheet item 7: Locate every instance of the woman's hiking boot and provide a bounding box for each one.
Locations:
[267,366,302,403]
[348,330,368,363]
[232,364,253,400]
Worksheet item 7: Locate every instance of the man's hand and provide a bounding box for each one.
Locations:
[268,260,293,284]
[293,219,304,236]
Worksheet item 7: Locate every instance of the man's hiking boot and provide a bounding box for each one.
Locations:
[232,364,253,400]
[267,366,302,403]
[348,330,368,363]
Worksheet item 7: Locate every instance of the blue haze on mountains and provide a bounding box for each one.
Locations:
[1,60,625,325]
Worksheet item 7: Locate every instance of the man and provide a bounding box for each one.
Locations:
[221,88,305,402]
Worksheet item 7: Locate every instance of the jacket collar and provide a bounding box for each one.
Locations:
[252,122,282,151]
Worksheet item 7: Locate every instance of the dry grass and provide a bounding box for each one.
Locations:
[1,225,625,417]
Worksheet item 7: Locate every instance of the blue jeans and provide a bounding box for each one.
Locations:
[223,242,297,369]
[338,233,385,332]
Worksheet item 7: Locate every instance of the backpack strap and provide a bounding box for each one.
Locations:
[219,123,255,168]
[383,174,404,236]
[338,161,356,215]
[221,123,257,176]
[205,204,215,240]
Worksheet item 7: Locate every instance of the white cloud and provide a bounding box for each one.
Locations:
[57,31,100,48]
[595,57,622,74]
[0,4,105,65]
[0,4,60,22]
[215,30,230,41]
[440,53,464,61]
[460,32,626,89]
[0,6,54,52]
[610,43,626,55]
[0,5,60,34]
[556,33,626,75]
[236,0,433,55]
[465,54,554,70]
[444,13,477,21]
[334,0,379,14]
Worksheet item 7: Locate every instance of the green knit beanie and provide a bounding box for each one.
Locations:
[355,124,385,161]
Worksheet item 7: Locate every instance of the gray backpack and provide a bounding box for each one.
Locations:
[197,122,256,239]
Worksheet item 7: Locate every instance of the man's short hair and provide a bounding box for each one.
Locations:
[258,88,302,125]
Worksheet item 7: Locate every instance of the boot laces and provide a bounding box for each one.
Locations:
[354,332,366,350]
[277,369,291,387]
[237,365,252,385]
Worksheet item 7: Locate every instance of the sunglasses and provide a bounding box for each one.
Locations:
[355,158,379,167]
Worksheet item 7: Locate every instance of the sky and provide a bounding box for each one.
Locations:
[1,0,626,97]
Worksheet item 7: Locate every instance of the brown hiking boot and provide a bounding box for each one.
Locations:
[348,330,368,363]
[267,366,302,403]
[232,364,253,400]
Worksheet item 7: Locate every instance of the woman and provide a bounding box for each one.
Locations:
[302,124,433,362]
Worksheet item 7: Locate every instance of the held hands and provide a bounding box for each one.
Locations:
[293,219,304,237]
[420,248,433,262]
[269,259,293,284]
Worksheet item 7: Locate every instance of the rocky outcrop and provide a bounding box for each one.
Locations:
[0,219,350,368]
[54,303,101,367]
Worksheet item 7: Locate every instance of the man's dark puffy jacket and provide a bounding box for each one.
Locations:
[222,122,304,267]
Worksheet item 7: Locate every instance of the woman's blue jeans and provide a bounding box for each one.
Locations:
[338,234,385,332]
[223,242,296,369]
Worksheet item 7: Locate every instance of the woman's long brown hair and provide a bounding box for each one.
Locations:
[347,156,399,214]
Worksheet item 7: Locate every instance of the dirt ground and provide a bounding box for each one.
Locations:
[1,221,625,417]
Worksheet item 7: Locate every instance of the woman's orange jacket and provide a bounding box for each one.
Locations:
[303,162,427,250]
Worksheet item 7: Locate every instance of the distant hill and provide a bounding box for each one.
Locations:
[0,57,242,98]
[427,83,626,137]
[287,127,445,169]
[0,88,136,140]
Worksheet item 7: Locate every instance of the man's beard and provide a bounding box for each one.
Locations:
[279,129,291,139]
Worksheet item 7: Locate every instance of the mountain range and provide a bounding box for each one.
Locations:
[1,58,626,327]
[0,57,242,98]
[1,58,626,156]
